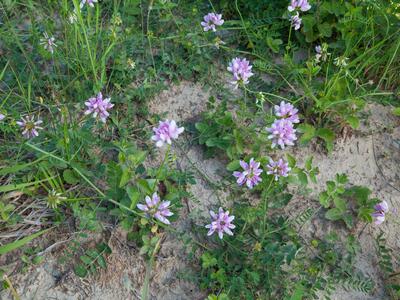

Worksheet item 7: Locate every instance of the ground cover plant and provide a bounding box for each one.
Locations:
[0,0,400,299]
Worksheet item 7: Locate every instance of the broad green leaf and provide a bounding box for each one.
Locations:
[305,156,313,171]
[126,186,140,208]
[201,252,218,269]
[342,214,354,229]
[346,116,360,129]
[290,282,305,300]
[316,128,335,153]
[325,208,343,221]
[63,169,79,185]
[326,181,336,194]
[333,196,347,212]
[74,264,88,278]
[335,174,348,184]
[226,160,240,172]
[297,171,308,186]
[298,124,316,145]
[319,191,330,208]
[286,153,297,168]
[266,37,283,53]
[97,255,107,269]
[80,255,93,265]
[317,22,332,37]
[393,107,400,116]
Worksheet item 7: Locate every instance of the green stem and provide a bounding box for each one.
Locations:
[262,178,275,243]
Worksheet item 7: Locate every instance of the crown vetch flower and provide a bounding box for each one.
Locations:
[151,119,184,147]
[227,57,254,88]
[267,158,291,181]
[274,101,299,123]
[334,56,349,67]
[68,10,78,24]
[290,13,302,31]
[80,0,98,8]
[47,190,67,209]
[233,158,263,189]
[371,200,389,225]
[137,193,173,225]
[84,92,114,123]
[40,32,57,54]
[315,44,330,63]
[17,115,43,139]
[201,13,224,32]
[0,113,5,121]
[267,119,297,149]
[288,0,311,12]
[205,207,235,239]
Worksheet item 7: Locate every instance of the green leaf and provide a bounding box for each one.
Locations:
[96,242,112,254]
[392,107,400,116]
[119,167,131,187]
[127,151,147,165]
[335,174,348,184]
[74,264,88,278]
[286,153,297,168]
[346,116,360,129]
[137,179,155,195]
[316,128,335,152]
[80,255,93,265]
[326,181,336,194]
[266,37,283,53]
[302,15,316,33]
[297,171,308,186]
[317,22,332,37]
[342,214,354,229]
[97,255,107,269]
[333,196,347,212]
[319,191,330,208]
[126,186,140,208]
[290,282,305,300]
[63,169,79,185]
[298,124,316,145]
[226,160,240,172]
[201,252,217,269]
[87,249,99,259]
[325,208,343,221]
[305,156,313,171]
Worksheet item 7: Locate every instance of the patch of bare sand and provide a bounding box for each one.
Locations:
[288,103,400,299]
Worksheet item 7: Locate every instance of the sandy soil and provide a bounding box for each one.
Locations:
[1,82,399,300]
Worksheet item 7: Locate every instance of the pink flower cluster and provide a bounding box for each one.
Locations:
[151,119,184,148]
[227,57,254,89]
[201,13,224,32]
[267,101,299,149]
[205,207,235,239]
[84,92,114,123]
[371,201,389,225]
[40,32,57,54]
[17,115,43,139]
[137,193,173,225]
[290,13,302,31]
[267,158,291,181]
[288,0,311,12]
[288,0,311,31]
[274,101,299,124]
[233,158,263,189]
